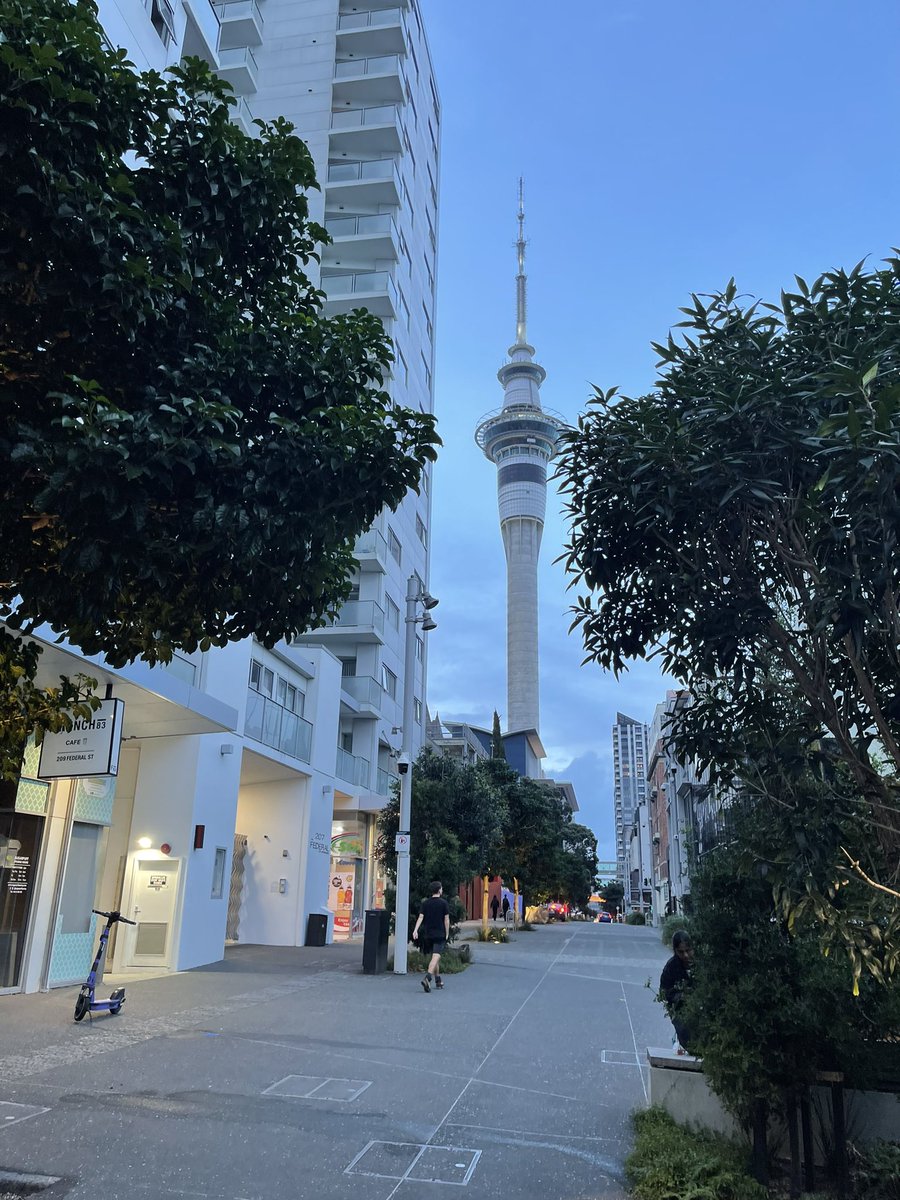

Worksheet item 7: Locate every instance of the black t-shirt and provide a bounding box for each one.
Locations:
[419,896,449,939]
[660,954,691,1009]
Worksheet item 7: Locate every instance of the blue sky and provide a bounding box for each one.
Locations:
[418,0,900,858]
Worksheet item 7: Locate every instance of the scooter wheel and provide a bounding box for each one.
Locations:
[74,993,90,1022]
[109,1005,121,1015]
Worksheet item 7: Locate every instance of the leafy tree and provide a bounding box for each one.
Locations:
[490,710,505,760]
[0,0,438,786]
[557,260,900,974]
[375,749,505,935]
[600,880,624,915]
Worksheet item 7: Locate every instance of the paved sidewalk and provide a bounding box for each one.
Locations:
[0,923,670,1199]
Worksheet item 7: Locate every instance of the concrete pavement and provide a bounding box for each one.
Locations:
[0,923,671,1199]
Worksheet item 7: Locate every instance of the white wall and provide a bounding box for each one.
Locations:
[233,779,308,945]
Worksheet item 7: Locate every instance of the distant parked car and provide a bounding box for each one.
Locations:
[596,912,612,924]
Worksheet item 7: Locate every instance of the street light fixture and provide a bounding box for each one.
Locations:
[394,574,439,975]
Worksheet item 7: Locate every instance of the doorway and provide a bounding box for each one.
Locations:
[121,857,181,968]
[0,810,44,989]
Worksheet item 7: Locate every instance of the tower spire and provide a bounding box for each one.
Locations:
[515,177,527,346]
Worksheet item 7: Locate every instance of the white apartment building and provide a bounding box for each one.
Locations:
[1,0,438,994]
[611,712,648,905]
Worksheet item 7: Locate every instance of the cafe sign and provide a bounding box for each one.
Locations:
[37,699,125,779]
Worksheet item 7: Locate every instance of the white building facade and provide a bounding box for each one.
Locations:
[1,0,438,995]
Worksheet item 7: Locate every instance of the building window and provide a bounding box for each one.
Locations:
[149,0,176,46]
[415,635,424,663]
[386,594,400,630]
[396,346,408,384]
[381,665,398,700]
[211,848,227,900]
[276,677,305,717]
[414,698,422,723]
[388,527,402,565]
[340,657,357,678]
[249,659,274,697]
[415,514,427,546]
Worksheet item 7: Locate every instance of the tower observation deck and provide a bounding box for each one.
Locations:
[475,181,567,735]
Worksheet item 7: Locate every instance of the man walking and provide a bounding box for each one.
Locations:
[412,881,450,993]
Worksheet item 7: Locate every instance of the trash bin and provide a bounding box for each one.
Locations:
[306,912,328,947]
[362,908,390,974]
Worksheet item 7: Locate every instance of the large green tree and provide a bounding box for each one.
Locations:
[0,0,437,781]
[557,260,900,977]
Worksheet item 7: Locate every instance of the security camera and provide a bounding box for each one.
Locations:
[397,752,411,775]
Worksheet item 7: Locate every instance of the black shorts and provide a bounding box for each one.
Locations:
[423,938,446,954]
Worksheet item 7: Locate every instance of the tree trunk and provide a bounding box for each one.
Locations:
[481,874,489,934]
[513,877,520,930]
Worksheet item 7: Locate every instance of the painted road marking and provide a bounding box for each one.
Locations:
[0,1101,50,1129]
[345,1141,481,1186]
[262,1074,371,1102]
[601,1049,639,1066]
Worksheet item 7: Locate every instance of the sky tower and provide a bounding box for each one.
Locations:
[475,182,567,736]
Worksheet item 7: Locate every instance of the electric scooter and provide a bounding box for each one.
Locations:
[73,908,136,1022]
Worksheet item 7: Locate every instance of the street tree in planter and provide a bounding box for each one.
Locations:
[0,0,438,794]
[557,260,900,979]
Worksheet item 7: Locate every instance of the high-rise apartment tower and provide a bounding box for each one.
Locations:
[475,184,566,736]
[612,712,649,904]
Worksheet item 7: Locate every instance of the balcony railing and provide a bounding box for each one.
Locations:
[335,54,401,79]
[326,213,395,239]
[336,747,371,788]
[245,691,312,763]
[331,103,398,130]
[375,766,394,795]
[341,674,384,708]
[327,158,398,185]
[337,7,403,29]
[217,45,259,93]
[321,272,397,305]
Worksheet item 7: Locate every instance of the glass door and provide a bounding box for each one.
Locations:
[0,810,44,989]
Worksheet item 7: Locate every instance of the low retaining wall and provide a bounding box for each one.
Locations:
[647,1047,899,1158]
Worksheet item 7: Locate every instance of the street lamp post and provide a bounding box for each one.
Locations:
[393,574,437,975]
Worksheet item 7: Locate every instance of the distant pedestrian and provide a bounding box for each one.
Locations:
[502,895,510,923]
[659,930,695,1054]
[413,881,450,993]
[490,894,500,922]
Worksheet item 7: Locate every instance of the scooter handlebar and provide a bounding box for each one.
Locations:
[92,909,137,926]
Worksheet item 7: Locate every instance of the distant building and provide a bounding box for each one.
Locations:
[612,712,649,904]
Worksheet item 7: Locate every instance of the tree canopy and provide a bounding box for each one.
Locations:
[557,259,900,978]
[376,749,599,925]
[0,0,437,777]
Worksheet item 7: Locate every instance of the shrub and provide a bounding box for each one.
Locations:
[625,1107,766,1200]
[391,946,470,974]
[625,912,646,925]
[660,913,691,947]
[475,926,509,943]
[519,920,534,932]
[849,1139,900,1199]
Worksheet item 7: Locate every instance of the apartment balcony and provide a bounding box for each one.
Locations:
[336,7,407,56]
[325,157,401,208]
[321,270,397,319]
[333,54,404,104]
[215,0,263,49]
[340,674,384,715]
[336,747,371,789]
[244,691,313,763]
[231,95,258,136]
[324,213,399,262]
[330,104,402,155]
[296,600,386,645]
[375,765,395,796]
[354,528,389,573]
[217,46,258,94]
